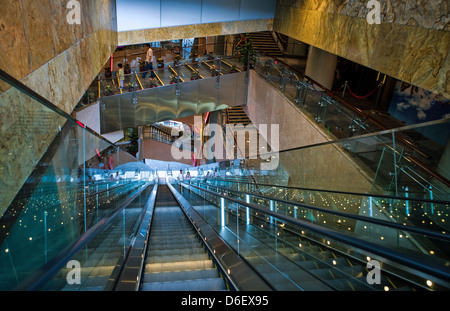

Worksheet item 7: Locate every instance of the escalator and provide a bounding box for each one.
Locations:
[179,180,450,291]
[140,185,227,291]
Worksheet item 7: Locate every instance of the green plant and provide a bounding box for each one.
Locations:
[149,78,158,87]
[170,74,178,84]
[191,68,200,80]
[126,129,139,156]
[237,38,255,68]
[127,82,135,92]
[105,85,113,96]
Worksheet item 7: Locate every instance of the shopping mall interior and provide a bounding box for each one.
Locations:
[0,0,449,296]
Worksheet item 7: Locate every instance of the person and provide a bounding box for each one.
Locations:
[177,169,183,180]
[130,58,139,74]
[118,63,124,89]
[185,171,191,181]
[143,44,155,79]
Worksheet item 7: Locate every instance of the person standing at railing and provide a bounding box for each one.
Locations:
[118,63,125,89]
[143,43,156,79]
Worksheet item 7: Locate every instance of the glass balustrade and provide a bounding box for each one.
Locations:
[0,69,153,290]
[99,56,247,134]
[175,177,450,290]
[201,118,449,201]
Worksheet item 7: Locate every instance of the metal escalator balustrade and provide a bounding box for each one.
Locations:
[178,180,450,290]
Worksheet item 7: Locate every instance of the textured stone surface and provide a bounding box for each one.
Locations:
[277,0,450,30]
[119,18,274,45]
[274,1,450,98]
[0,0,118,217]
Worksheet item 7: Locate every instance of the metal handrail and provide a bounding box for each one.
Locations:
[207,178,450,205]
[188,180,450,241]
[181,181,450,283]
[14,183,152,291]
[260,53,448,186]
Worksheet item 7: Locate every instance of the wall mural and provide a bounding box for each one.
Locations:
[388,81,450,145]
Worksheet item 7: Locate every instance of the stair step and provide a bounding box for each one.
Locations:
[145,259,215,273]
[143,268,219,283]
[141,277,226,291]
[146,253,210,264]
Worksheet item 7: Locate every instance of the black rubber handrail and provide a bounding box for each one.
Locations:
[209,178,450,205]
[181,181,450,283]
[189,180,450,242]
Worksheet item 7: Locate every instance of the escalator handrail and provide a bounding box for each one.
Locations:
[169,181,273,291]
[13,183,152,291]
[209,178,450,204]
[190,180,450,242]
[112,183,158,291]
[181,181,450,282]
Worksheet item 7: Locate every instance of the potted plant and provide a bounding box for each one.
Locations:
[157,58,164,69]
[104,85,113,96]
[139,60,146,72]
[127,82,135,92]
[190,69,200,80]
[210,65,219,77]
[104,67,112,78]
[127,129,139,157]
[124,62,131,74]
[237,39,255,71]
[149,78,158,88]
[170,74,178,84]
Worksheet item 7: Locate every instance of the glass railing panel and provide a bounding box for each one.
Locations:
[230,119,450,200]
[203,167,450,251]
[41,183,153,291]
[100,65,248,133]
[180,180,450,290]
[0,70,147,290]
[251,51,387,141]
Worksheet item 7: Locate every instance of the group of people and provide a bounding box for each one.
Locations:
[177,170,191,180]
[176,169,218,181]
[118,43,156,89]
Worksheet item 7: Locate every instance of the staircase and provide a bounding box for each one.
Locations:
[247,31,285,58]
[141,185,227,291]
[225,106,252,125]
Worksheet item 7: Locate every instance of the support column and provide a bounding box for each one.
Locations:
[305,46,337,90]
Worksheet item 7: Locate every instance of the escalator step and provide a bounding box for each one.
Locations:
[147,253,210,264]
[145,259,215,273]
[141,187,226,291]
[141,277,226,291]
[143,268,219,283]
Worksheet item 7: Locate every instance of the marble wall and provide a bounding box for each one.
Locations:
[0,0,118,217]
[118,18,274,45]
[274,0,450,98]
[0,0,118,112]
[244,70,373,193]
